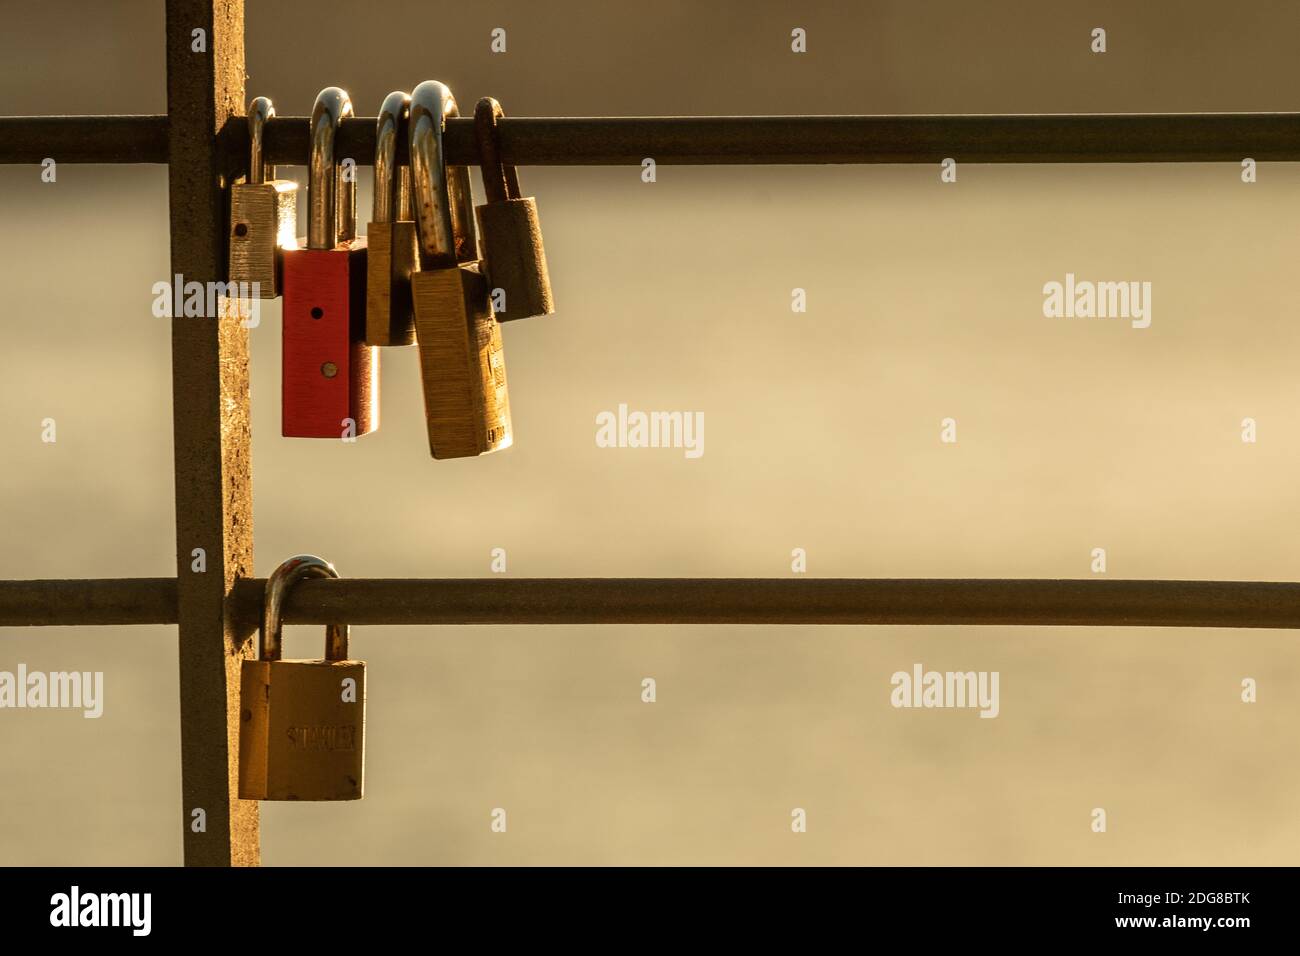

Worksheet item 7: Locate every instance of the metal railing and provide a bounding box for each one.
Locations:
[2,0,1293,865]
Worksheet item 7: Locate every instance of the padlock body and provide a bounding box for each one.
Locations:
[239,658,366,801]
[364,220,419,346]
[475,196,554,322]
[281,239,379,438]
[229,179,298,298]
[412,263,512,459]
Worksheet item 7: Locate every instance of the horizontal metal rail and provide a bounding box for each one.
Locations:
[0,578,178,626]
[3,578,1299,629]
[2,113,1299,166]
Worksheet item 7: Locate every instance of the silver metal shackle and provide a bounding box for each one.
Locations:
[261,554,348,662]
[408,79,476,266]
[308,87,356,250]
[247,96,275,185]
[373,90,413,224]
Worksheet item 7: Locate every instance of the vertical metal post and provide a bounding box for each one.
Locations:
[166,0,259,866]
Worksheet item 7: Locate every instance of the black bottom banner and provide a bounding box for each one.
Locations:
[0,866,1279,942]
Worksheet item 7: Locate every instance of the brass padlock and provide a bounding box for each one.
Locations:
[239,555,365,802]
[409,80,512,459]
[473,97,554,322]
[228,96,298,297]
[364,90,419,346]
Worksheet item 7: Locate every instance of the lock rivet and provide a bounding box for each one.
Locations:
[321,362,338,378]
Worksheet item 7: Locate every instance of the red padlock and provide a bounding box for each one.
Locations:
[281,87,377,439]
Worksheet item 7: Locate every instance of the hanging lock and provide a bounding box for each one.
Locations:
[364,91,420,346]
[228,97,298,297]
[239,555,365,801]
[473,97,554,322]
[281,87,378,439]
[409,80,512,459]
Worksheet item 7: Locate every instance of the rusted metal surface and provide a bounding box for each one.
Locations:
[7,577,1300,629]
[0,579,178,625]
[256,578,1300,628]
[5,112,1300,166]
[0,115,168,163]
[166,0,258,867]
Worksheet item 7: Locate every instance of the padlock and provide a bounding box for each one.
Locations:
[228,96,298,298]
[239,555,365,801]
[364,90,420,346]
[473,97,554,322]
[409,80,512,459]
[281,87,378,439]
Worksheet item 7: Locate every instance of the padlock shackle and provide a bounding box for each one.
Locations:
[261,555,349,662]
[409,80,477,268]
[474,97,523,205]
[308,87,357,251]
[373,90,413,225]
[247,96,275,186]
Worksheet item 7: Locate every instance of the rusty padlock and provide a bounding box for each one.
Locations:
[239,555,365,802]
[364,90,419,346]
[409,80,512,459]
[281,87,378,439]
[228,96,298,297]
[473,97,554,322]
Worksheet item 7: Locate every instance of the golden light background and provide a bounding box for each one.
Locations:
[2,0,1299,864]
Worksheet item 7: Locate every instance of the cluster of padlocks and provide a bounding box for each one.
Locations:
[229,84,554,800]
[228,81,553,459]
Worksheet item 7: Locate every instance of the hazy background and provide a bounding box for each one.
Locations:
[3,0,1300,865]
